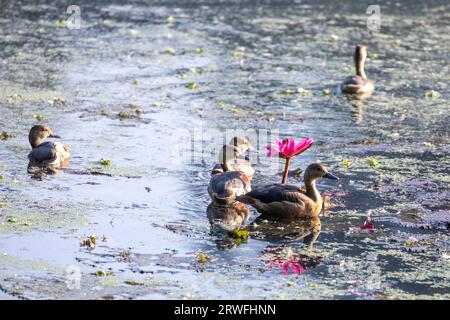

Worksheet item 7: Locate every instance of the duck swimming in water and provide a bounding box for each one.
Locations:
[237,163,338,219]
[341,44,375,94]
[208,163,252,205]
[28,125,71,167]
[219,137,253,170]
[208,137,255,204]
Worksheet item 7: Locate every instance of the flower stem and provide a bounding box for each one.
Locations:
[281,157,291,184]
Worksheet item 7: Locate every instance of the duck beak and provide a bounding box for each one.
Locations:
[324,172,339,180]
[49,134,61,139]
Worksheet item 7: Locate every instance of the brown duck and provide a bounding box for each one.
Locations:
[341,44,375,94]
[28,125,71,167]
[237,163,338,218]
[208,137,255,204]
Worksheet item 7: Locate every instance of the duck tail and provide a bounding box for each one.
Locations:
[236,195,256,205]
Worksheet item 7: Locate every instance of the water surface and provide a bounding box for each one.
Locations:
[0,0,449,299]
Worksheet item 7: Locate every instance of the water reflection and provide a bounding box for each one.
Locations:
[207,201,250,231]
[27,160,69,180]
[254,217,322,274]
[250,216,321,249]
[206,201,251,249]
[345,91,373,124]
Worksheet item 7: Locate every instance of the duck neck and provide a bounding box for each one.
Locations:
[355,53,367,80]
[305,178,322,205]
[29,136,43,148]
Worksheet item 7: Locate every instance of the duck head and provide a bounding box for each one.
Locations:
[29,125,61,148]
[229,136,253,154]
[354,44,368,79]
[304,163,338,183]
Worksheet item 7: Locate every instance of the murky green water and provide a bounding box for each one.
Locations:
[0,0,449,299]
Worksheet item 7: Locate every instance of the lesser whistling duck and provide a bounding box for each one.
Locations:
[237,163,338,219]
[341,44,375,94]
[208,166,252,205]
[219,137,253,169]
[208,137,255,204]
[28,125,71,167]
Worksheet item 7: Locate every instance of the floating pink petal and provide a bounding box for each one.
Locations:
[360,221,374,230]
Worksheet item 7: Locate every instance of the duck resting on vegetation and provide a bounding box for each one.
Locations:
[341,44,375,94]
[208,137,255,204]
[28,125,71,167]
[237,163,338,219]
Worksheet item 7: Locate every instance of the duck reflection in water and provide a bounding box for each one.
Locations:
[346,90,373,124]
[254,217,322,275]
[206,201,252,250]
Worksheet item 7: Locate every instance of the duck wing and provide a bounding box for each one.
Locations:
[342,75,363,86]
[28,141,57,163]
[208,171,251,204]
[244,183,306,204]
[238,184,316,218]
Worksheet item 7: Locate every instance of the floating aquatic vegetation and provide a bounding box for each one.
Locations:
[0,132,14,141]
[118,109,141,120]
[364,157,380,167]
[100,158,111,167]
[164,48,176,55]
[216,102,226,109]
[55,19,66,28]
[297,88,311,96]
[7,217,17,223]
[279,89,294,95]
[230,106,240,114]
[118,249,132,262]
[186,82,197,89]
[330,34,339,41]
[227,228,249,245]
[95,270,113,277]
[425,90,440,99]
[80,235,96,249]
[49,97,65,106]
[197,252,209,264]
[102,19,112,27]
[34,114,43,121]
[342,159,352,169]
[125,280,145,286]
[196,47,205,54]
[167,15,174,24]
[232,51,243,58]
[7,94,22,102]
[132,79,139,85]
[322,88,331,96]
[405,236,418,248]
[152,102,164,108]
[370,52,378,59]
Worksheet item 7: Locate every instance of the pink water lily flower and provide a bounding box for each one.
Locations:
[266,137,313,159]
[266,137,313,184]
